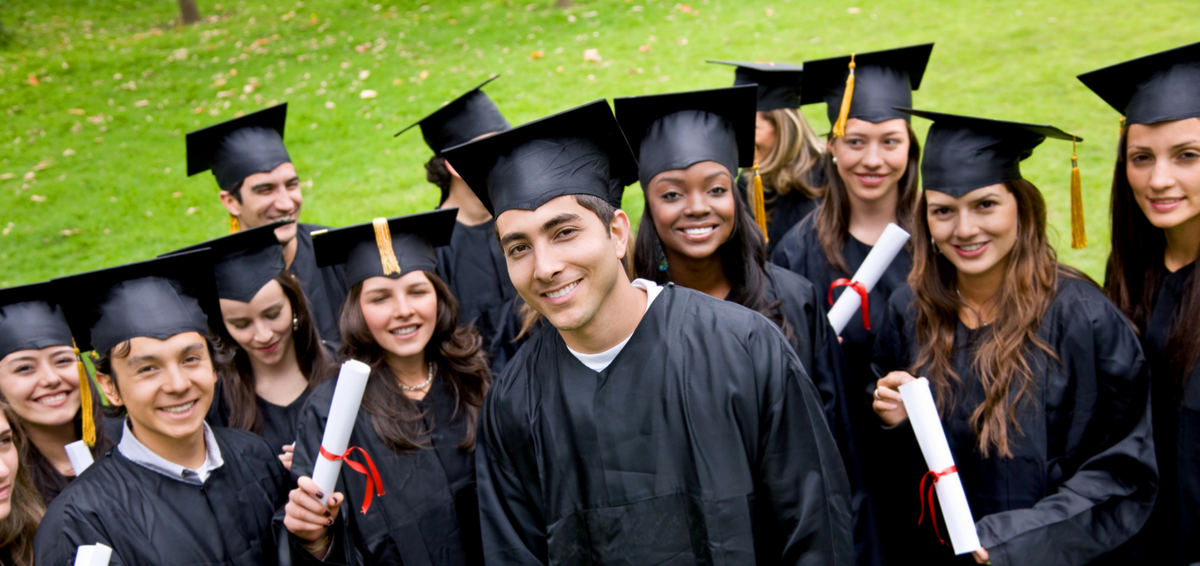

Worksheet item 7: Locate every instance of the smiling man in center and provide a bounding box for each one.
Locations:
[443,99,854,565]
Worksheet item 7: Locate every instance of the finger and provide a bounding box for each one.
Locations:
[283,515,330,542]
[873,400,899,412]
[282,444,295,454]
[290,487,331,516]
[296,476,325,500]
[286,501,335,527]
[876,388,904,403]
[325,492,345,514]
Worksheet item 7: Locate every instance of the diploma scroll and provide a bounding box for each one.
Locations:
[827,223,911,335]
[899,377,981,555]
[65,440,94,475]
[73,543,112,566]
[311,360,372,507]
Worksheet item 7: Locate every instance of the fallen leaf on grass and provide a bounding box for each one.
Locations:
[28,74,39,86]
[530,51,544,60]
[33,161,50,171]
[392,78,403,85]
[325,101,336,109]
[59,228,81,236]
[134,100,150,107]
[360,89,378,99]
[583,48,602,62]
[638,45,651,52]
[30,195,46,202]
[68,108,85,115]
[63,149,75,156]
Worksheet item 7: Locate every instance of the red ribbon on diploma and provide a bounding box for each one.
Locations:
[320,445,386,514]
[918,465,958,547]
[828,278,871,330]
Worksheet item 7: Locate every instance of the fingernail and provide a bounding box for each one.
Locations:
[316,491,325,499]
[325,510,331,517]
[327,518,334,525]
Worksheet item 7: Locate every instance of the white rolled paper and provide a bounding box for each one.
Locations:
[73,543,113,566]
[311,359,372,506]
[65,440,94,476]
[826,222,911,335]
[899,377,981,555]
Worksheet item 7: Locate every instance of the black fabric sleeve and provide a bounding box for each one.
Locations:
[475,390,549,565]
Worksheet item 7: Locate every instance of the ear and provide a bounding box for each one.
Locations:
[443,158,462,180]
[96,372,122,408]
[610,209,632,260]
[218,190,243,217]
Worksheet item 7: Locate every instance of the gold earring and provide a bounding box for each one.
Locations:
[292,315,299,332]
[931,236,941,255]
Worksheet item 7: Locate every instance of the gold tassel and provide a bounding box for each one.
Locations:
[831,54,856,138]
[750,149,768,242]
[372,218,402,277]
[229,215,240,234]
[1070,136,1087,249]
[73,340,96,448]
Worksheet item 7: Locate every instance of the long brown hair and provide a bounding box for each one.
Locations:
[0,405,46,566]
[910,179,1088,458]
[814,122,921,273]
[756,108,825,206]
[1104,123,1200,398]
[218,273,334,433]
[337,271,490,452]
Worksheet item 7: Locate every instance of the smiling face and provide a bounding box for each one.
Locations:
[218,162,302,245]
[646,160,737,262]
[97,332,217,450]
[0,345,82,429]
[0,412,17,520]
[496,195,631,332]
[828,118,910,205]
[1125,119,1200,233]
[926,184,1019,278]
[359,271,438,363]
[219,279,296,368]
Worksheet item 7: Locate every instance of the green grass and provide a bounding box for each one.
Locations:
[0,0,1194,285]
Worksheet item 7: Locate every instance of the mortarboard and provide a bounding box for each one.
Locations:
[160,222,291,304]
[394,75,511,153]
[186,103,291,194]
[312,209,457,288]
[440,100,638,217]
[900,108,1088,248]
[707,60,804,111]
[802,43,934,137]
[0,282,74,362]
[1077,41,1200,126]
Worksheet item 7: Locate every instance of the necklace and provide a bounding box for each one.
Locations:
[399,361,436,391]
[956,290,992,327]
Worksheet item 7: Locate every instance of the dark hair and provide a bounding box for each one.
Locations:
[910,178,1091,458]
[94,334,229,419]
[813,122,921,273]
[1105,122,1200,399]
[425,154,453,205]
[24,377,116,505]
[337,271,491,451]
[217,274,334,434]
[0,405,44,566]
[632,172,793,343]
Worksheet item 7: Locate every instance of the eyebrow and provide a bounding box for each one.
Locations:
[125,341,205,366]
[1129,140,1200,151]
[499,213,582,249]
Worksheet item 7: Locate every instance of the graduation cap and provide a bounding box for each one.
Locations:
[160,222,291,304]
[707,60,804,111]
[1077,41,1200,126]
[0,282,74,362]
[900,108,1088,248]
[440,99,638,217]
[394,75,511,153]
[53,250,221,357]
[802,43,934,137]
[312,209,457,288]
[186,103,291,195]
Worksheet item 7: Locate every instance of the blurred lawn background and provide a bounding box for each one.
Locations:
[0,0,1194,286]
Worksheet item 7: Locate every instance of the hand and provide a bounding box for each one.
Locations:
[873,371,917,427]
[837,335,843,345]
[284,476,344,556]
[279,443,294,471]
[972,547,990,564]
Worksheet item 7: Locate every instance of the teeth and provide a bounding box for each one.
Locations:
[390,326,417,336]
[545,281,578,299]
[959,243,984,251]
[683,226,714,236]
[37,393,67,404]
[162,401,195,414]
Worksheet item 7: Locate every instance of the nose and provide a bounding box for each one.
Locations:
[531,246,566,285]
[953,211,981,241]
[160,362,192,396]
[391,293,417,320]
[861,142,884,169]
[273,188,297,214]
[682,188,711,217]
[253,319,275,345]
[0,455,11,483]
[37,360,64,389]
[1148,160,1177,192]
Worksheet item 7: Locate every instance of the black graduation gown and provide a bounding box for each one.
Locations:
[476,284,854,565]
[33,425,337,566]
[207,379,311,455]
[871,278,1158,566]
[292,370,482,565]
[26,410,121,506]
[435,217,525,373]
[291,223,350,349]
[1133,262,1200,565]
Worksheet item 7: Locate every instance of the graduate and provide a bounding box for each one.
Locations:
[163,222,334,470]
[35,251,344,565]
[443,99,854,565]
[871,110,1157,565]
[286,208,491,564]
[398,76,525,372]
[709,59,827,250]
[1079,41,1200,565]
[0,405,46,566]
[0,282,117,505]
[187,103,349,348]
